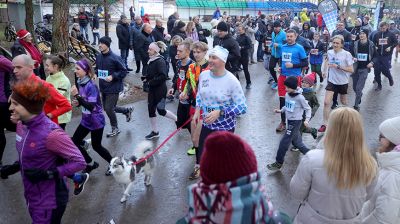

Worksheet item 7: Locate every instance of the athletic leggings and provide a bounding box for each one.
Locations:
[268,56,280,83]
[148,84,168,117]
[72,124,112,163]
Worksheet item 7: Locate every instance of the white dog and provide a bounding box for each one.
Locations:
[109,141,156,203]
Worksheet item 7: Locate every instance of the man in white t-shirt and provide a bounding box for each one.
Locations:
[319,35,354,133]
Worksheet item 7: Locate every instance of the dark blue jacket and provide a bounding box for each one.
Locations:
[95,50,127,94]
[309,40,325,65]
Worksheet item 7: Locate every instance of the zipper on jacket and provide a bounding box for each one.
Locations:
[20,129,30,209]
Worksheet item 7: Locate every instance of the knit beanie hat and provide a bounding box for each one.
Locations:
[360,28,369,37]
[200,131,258,185]
[17,29,30,39]
[11,80,48,115]
[273,20,281,28]
[99,36,112,48]
[209,46,229,63]
[217,21,229,32]
[302,73,316,86]
[379,116,400,145]
[176,21,186,30]
[284,76,298,90]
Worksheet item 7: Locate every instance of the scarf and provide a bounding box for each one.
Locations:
[181,172,282,224]
[77,76,91,86]
[148,54,161,64]
[302,87,313,93]
[19,39,42,68]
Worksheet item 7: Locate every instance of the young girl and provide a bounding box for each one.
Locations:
[70,59,113,175]
[185,21,199,42]
[179,42,209,178]
[361,116,400,223]
[44,54,72,130]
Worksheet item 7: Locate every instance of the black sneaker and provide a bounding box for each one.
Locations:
[127,68,133,72]
[353,105,360,112]
[81,139,91,153]
[166,95,174,101]
[135,70,140,74]
[246,83,252,89]
[74,173,89,195]
[83,161,99,174]
[267,162,282,171]
[145,131,160,140]
[188,166,200,180]
[311,128,318,139]
[125,107,134,122]
[105,167,112,176]
[106,128,121,137]
[375,85,382,91]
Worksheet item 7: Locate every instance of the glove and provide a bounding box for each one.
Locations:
[140,76,147,81]
[0,162,20,179]
[24,168,58,184]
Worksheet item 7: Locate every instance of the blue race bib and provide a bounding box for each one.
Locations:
[285,100,296,112]
[98,70,109,80]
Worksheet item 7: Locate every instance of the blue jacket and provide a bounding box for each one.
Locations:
[95,50,127,94]
[270,30,286,58]
[310,40,325,65]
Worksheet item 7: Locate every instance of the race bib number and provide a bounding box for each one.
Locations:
[310,49,318,55]
[379,38,388,45]
[329,57,340,65]
[357,53,368,62]
[81,106,91,114]
[203,106,219,114]
[98,70,109,80]
[282,52,292,62]
[265,40,272,46]
[285,100,296,113]
[16,134,22,142]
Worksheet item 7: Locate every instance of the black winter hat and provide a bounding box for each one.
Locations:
[99,36,112,48]
[273,20,281,28]
[360,28,369,37]
[176,21,186,30]
[217,21,229,32]
[284,76,298,90]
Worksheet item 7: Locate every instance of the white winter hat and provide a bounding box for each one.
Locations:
[379,116,400,145]
[209,46,229,63]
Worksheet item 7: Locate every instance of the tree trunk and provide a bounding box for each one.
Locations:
[104,0,109,37]
[51,0,69,54]
[345,0,352,15]
[25,0,35,43]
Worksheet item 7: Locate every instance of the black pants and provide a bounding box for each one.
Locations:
[196,126,234,164]
[176,102,191,131]
[0,103,16,162]
[59,123,67,130]
[268,56,280,83]
[279,97,286,123]
[102,93,129,129]
[148,85,168,117]
[239,55,251,84]
[72,124,112,163]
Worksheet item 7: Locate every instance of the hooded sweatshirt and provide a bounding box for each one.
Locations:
[281,87,311,122]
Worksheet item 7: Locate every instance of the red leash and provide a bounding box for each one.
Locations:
[131,116,193,165]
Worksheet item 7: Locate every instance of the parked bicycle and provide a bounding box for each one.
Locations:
[34,21,52,42]
[4,21,16,42]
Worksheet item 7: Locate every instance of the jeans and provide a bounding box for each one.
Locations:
[249,43,255,62]
[80,25,89,41]
[276,120,309,164]
[239,55,251,84]
[352,68,369,107]
[374,55,393,87]
[102,93,129,129]
[257,41,263,60]
[263,54,271,71]
[92,32,100,44]
[120,48,129,69]
[72,124,112,163]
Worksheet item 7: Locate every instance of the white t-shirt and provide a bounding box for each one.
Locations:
[327,49,354,85]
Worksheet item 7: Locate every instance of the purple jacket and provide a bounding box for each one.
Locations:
[0,55,12,103]
[16,113,86,210]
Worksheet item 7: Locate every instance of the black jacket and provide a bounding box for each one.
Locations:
[300,23,314,41]
[236,33,252,58]
[145,56,168,89]
[95,50,127,94]
[152,26,165,42]
[92,14,100,29]
[167,15,177,34]
[213,34,241,73]
[373,30,398,56]
[116,21,131,49]
[10,39,26,58]
[195,23,207,43]
[171,28,186,39]
[132,30,152,63]
[78,12,89,27]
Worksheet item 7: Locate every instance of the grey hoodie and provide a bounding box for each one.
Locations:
[281,87,311,122]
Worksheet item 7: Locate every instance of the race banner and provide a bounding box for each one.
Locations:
[373,1,381,31]
[318,0,339,34]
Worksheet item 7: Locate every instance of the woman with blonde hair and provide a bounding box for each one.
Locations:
[290,107,377,224]
[185,21,199,42]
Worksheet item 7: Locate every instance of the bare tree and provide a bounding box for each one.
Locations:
[52,0,70,54]
[104,0,109,37]
[25,0,35,42]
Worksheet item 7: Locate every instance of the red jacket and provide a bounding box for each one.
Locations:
[29,74,72,124]
[317,13,323,28]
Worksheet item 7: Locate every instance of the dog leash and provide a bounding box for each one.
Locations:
[131,116,193,166]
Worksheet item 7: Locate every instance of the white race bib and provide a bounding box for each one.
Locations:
[310,49,318,55]
[379,38,388,45]
[81,106,91,114]
[282,52,292,62]
[98,69,109,80]
[357,53,368,62]
[265,40,272,46]
[285,100,296,113]
[16,134,22,142]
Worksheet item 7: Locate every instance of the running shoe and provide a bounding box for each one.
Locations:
[81,139,91,152]
[187,147,196,156]
[375,85,382,91]
[267,76,274,84]
[276,122,286,132]
[311,128,318,139]
[290,147,299,152]
[353,106,360,112]
[389,77,394,86]
[127,68,133,72]
[167,95,174,101]
[271,82,278,90]
[267,162,282,171]
[246,83,252,89]
[145,131,160,140]
[74,173,89,195]
[318,125,326,133]
[83,161,99,174]
[106,128,121,138]
[125,107,134,122]
[189,166,200,180]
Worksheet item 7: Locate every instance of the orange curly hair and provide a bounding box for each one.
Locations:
[12,80,49,102]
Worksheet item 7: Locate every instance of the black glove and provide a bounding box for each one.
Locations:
[0,161,20,179]
[140,76,147,81]
[24,168,59,184]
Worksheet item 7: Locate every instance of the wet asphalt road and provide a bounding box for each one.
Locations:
[1,36,400,223]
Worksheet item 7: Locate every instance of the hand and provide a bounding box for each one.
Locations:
[0,162,20,179]
[71,85,78,96]
[140,76,147,81]
[273,43,279,48]
[24,168,58,184]
[303,121,309,128]
[192,110,201,128]
[72,99,79,107]
[167,88,174,96]
[367,63,374,68]
[322,73,327,78]
[105,75,113,82]
[385,47,391,52]
[179,92,188,101]
[204,110,220,124]
[274,109,282,113]
[353,58,357,62]
[47,113,53,119]
[285,62,293,68]
[199,31,204,34]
